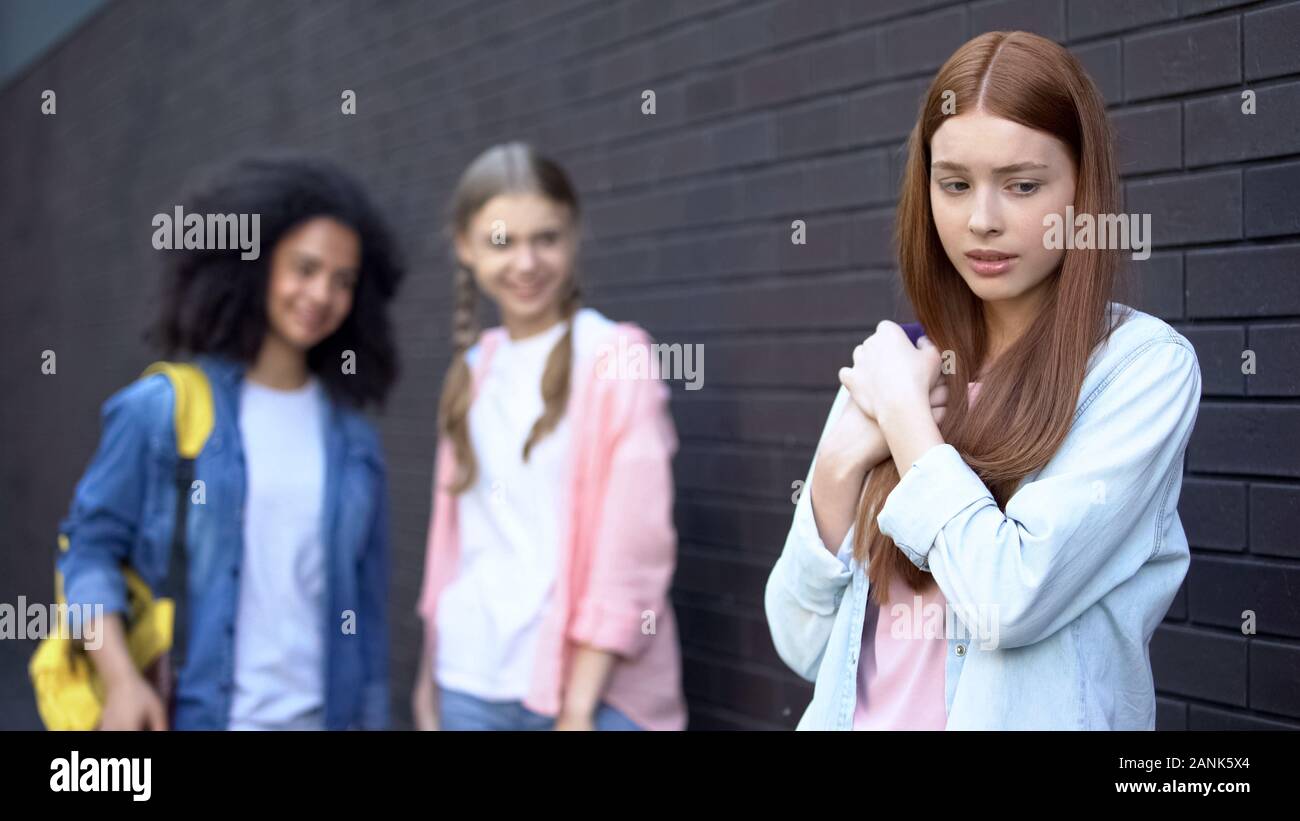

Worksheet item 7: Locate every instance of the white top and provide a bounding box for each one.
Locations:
[228,374,327,730]
[436,317,575,700]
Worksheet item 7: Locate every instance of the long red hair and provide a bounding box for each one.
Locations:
[856,31,1138,605]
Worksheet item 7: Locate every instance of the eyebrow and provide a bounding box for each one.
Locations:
[931,161,1050,174]
[293,251,357,277]
[484,225,564,239]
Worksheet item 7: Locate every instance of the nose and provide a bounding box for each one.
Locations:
[968,187,1003,237]
[304,269,333,305]
[513,241,538,273]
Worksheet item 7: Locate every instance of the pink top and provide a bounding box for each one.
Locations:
[417,317,687,731]
[852,573,950,730]
[852,381,982,731]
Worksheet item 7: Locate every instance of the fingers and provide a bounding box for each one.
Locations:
[148,696,168,731]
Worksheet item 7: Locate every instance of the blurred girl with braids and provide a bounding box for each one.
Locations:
[412,143,686,731]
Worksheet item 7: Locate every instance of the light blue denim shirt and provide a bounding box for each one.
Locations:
[765,304,1202,730]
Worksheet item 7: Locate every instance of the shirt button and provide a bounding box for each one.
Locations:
[955,644,967,656]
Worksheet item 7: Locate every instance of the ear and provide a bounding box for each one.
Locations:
[453,230,474,270]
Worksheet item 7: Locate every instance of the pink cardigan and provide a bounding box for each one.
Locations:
[417,320,687,730]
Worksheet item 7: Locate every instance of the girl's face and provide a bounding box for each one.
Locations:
[928,111,1076,310]
[265,216,360,351]
[455,191,578,335]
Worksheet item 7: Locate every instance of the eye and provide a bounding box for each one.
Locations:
[536,230,560,247]
[1008,181,1041,195]
[333,270,358,290]
[939,180,969,194]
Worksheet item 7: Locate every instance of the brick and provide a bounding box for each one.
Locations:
[1180,477,1248,551]
[1250,483,1300,559]
[1128,250,1184,319]
[1124,17,1240,102]
[1184,81,1300,167]
[1188,555,1300,638]
[1245,2,1300,81]
[1068,0,1179,40]
[1188,704,1300,729]
[1125,169,1242,246]
[1182,0,1257,14]
[675,445,811,502]
[1186,244,1300,319]
[1183,324,1245,395]
[1188,404,1300,479]
[1114,102,1181,175]
[1072,39,1124,105]
[1245,159,1300,238]
[879,6,969,79]
[972,0,1066,41]
[1150,624,1247,706]
[1249,638,1300,718]
[1246,323,1300,397]
[1155,697,1188,729]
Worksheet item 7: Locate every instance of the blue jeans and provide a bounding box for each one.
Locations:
[439,687,642,731]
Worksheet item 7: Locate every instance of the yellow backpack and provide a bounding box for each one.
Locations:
[29,362,214,730]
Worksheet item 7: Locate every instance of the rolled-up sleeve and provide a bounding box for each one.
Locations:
[568,362,679,661]
[765,386,857,682]
[57,375,171,632]
[877,337,1202,649]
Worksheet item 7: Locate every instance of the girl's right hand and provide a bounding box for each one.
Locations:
[821,378,948,471]
[98,671,168,731]
[820,393,888,470]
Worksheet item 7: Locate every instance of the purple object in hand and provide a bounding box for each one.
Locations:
[899,321,926,347]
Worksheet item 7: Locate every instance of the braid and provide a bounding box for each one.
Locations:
[438,264,481,493]
[522,278,582,460]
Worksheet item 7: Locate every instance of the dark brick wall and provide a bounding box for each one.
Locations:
[1,0,1296,730]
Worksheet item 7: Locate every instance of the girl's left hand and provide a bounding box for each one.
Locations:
[554,709,595,731]
[838,320,942,426]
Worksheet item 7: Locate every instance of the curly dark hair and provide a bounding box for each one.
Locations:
[147,153,404,410]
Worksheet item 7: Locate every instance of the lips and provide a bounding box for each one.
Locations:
[296,310,326,332]
[965,250,1018,277]
[509,279,548,300]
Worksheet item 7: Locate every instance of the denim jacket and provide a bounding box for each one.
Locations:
[765,304,1202,729]
[57,353,390,730]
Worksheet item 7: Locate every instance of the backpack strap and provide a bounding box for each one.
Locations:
[142,362,214,459]
[140,362,215,690]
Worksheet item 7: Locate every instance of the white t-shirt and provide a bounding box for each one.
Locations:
[228,374,327,730]
[436,318,574,700]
